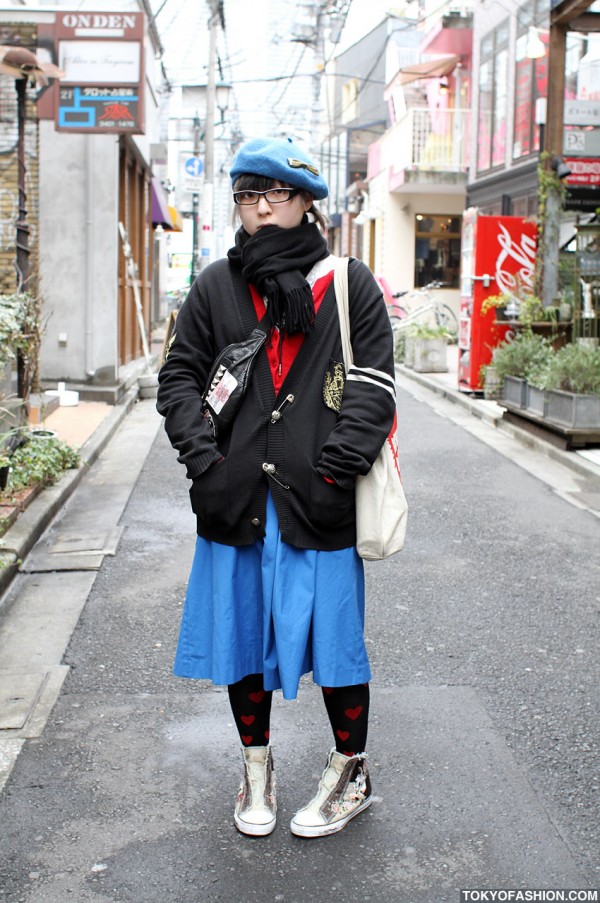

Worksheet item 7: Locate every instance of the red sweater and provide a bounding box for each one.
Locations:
[250,270,333,394]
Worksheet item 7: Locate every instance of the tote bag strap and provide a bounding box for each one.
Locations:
[332,256,353,372]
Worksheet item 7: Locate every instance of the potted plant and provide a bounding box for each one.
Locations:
[411,324,451,373]
[542,343,600,429]
[0,291,43,412]
[481,287,571,350]
[492,332,553,409]
[480,291,519,322]
[479,363,502,400]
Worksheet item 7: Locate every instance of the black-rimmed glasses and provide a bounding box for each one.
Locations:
[233,188,300,206]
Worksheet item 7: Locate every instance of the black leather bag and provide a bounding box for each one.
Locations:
[202,328,267,436]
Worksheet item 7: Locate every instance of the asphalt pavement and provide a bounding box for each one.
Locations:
[0,361,598,902]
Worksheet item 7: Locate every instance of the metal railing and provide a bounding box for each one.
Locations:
[388,108,471,173]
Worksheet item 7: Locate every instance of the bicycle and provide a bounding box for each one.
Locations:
[379,280,459,337]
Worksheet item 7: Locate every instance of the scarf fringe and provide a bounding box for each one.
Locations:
[228,222,328,336]
[280,284,315,334]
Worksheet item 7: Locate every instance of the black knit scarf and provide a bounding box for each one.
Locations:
[227,221,329,335]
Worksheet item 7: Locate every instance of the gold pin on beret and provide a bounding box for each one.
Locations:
[287,157,320,176]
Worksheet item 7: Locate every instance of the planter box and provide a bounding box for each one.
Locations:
[412,338,448,373]
[525,383,547,418]
[545,389,600,429]
[404,335,415,369]
[502,376,527,409]
[483,365,502,400]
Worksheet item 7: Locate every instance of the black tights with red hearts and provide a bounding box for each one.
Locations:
[227,674,369,756]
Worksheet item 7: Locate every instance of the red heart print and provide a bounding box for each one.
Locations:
[345,706,362,720]
[264,730,270,741]
[249,691,265,703]
[336,730,350,742]
[241,735,253,745]
[323,687,334,695]
[241,715,255,726]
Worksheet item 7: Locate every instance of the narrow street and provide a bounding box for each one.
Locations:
[0,383,598,903]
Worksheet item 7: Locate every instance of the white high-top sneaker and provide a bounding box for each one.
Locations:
[234,745,277,836]
[290,749,372,838]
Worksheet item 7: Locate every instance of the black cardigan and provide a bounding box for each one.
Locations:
[156,255,396,550]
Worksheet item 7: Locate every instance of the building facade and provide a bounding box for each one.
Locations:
[0,3,171,398]
[323,6,472,310]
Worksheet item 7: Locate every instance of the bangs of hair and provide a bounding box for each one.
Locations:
[233,174,293,192]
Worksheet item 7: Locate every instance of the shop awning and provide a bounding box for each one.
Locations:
[164,205,184,232]
[151,176,174,229]
[388,54,461,90]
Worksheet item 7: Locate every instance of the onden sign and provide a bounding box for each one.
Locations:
[54,10,145,134]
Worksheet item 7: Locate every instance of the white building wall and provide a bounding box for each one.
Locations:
[377,190,464,308]
[368,131,465,316]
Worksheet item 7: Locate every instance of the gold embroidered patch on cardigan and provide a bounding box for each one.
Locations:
[323,360,345,412]
[165,331,177,360]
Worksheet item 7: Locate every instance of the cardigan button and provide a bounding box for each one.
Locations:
[251,517,261,527]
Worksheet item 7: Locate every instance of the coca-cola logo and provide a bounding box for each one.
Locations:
[495,223,536,296]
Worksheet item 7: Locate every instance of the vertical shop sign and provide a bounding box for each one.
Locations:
[54,11,144,134]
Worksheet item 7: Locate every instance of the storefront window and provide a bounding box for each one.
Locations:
[414,214,462,288]
[492,32,509,166]
[477,36,493,172]
[563,32,591,158]
[513,1,548,161]
[477,22,509,173]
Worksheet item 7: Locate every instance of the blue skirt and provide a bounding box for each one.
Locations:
[174,494,370,699]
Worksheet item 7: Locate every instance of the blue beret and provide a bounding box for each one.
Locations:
[230,137,328,200]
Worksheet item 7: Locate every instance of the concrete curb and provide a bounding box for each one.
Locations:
[0,387,139,601]
[396,363,600,484]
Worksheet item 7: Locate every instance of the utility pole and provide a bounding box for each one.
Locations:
[199,0,221,273]
[190,112,202,284]
[310,4,326,165]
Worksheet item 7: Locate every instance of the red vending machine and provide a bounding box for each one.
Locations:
[458,208,538,392]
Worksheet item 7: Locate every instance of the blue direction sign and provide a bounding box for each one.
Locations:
[185,157,204,177]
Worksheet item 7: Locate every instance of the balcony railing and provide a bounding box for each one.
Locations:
[384,108,471,175]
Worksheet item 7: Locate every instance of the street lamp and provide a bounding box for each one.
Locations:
[526,26,547,60]
[191,111,203,284]
[198,0,229,276]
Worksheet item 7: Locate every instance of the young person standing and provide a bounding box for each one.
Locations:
[157,136,396,838]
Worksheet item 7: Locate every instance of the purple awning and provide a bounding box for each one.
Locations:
[151,177,173,228]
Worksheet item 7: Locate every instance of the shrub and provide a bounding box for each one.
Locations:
[408,323,454,341]
[3,434,80,493]
[543,343,600,395]
[0,291,43,401]
[393,330,406,363]
[492,332,553,383]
